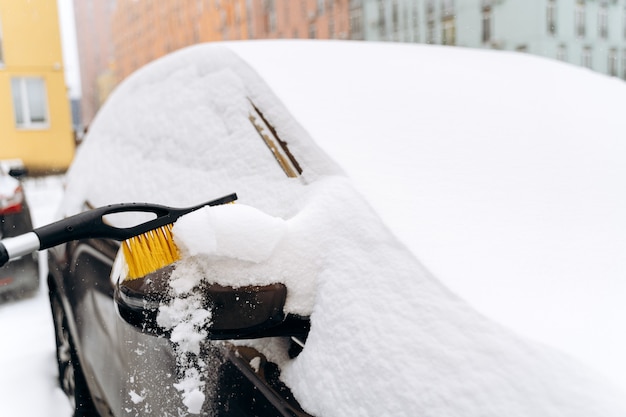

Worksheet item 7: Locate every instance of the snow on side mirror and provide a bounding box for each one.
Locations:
[113,265,301,339]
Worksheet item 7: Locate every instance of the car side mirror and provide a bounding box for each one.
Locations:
[114,266,310,340]
[8,167,27,178]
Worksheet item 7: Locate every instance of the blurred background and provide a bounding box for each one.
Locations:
[1,0,626,176]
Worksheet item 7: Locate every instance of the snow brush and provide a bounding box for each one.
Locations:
[0,193,237,279]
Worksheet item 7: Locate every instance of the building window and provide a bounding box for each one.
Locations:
[598,1,608,39]
[426,0,436,44]
[11,77,49,129]
[622,49,626,80]
[442,0,455,45]
[622,5,626,39]
[442,17,456,45]
[378,0,386,39]
[608,48,618,76]
[482,5,492,44]
[547,0,557,35]
[581,46,592,69]
[246,0,255,39]
[309,23,316,39]
[350,4,363,40]
[392,0,400,39]
[266,0,277,33]
[557,44,567,61]
[575,1,586,38]
[403,4,411,42]
[412,5,420,42]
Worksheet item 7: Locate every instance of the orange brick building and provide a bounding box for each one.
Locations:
[73,0,116,127]
[112,0,250,83]
[75,1,351,123]
[112,1,350,83]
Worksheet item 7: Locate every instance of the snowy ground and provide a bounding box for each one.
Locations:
[0,176,72,416]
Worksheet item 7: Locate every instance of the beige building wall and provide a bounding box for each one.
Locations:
[0,0,75,173]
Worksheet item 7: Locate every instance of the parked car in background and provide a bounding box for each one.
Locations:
[0,159,38,300]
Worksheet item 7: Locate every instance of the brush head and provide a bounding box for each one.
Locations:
[121,223,180,280]
[108,194,236,281]
[102,193,237,281]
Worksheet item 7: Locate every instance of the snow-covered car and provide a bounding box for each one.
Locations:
[47,40,626,417]
[0,159,38,299]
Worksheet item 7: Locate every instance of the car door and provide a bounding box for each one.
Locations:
[66,235,194,416]
[66,237,126,413]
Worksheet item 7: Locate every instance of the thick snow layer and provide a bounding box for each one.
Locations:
[2,40,625,417]
[58,40,626,416]
[0,173,19,198]
[225,40,626,392]
[173,204,287,263]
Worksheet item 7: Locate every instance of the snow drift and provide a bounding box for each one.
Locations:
[226,40,626,393]
[60,40,626,416]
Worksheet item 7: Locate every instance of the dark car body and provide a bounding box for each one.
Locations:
[47,233,311,416]
[0,161,39,299]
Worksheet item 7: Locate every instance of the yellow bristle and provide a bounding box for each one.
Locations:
[157,224,179,262]
[122,224,181,280]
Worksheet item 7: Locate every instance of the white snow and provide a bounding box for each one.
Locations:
[173,368,206,415]
[0,172,19,198]
[129,390,145,404]
[1,40,625,416]
[158,297,212,354]
[226,40,626,394]
[0,176,72,416]
[157,288,212,415]
[249,356,261,373]
[173,203,288,262]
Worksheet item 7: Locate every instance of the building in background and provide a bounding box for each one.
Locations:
[111,0,351,81]
[75,0,351,121]
[0,0,75,173]
[469,0,626,78]
[73,0,116,128]
[250,0,350,40]
[352,0,626,80]
[112,0,250,83]
[349,0,421,42]
[75,0,626,125]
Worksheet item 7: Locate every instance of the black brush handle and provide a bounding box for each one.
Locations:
[0,244,10,267]
[35,193,237,247]
[0,193,237,267]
